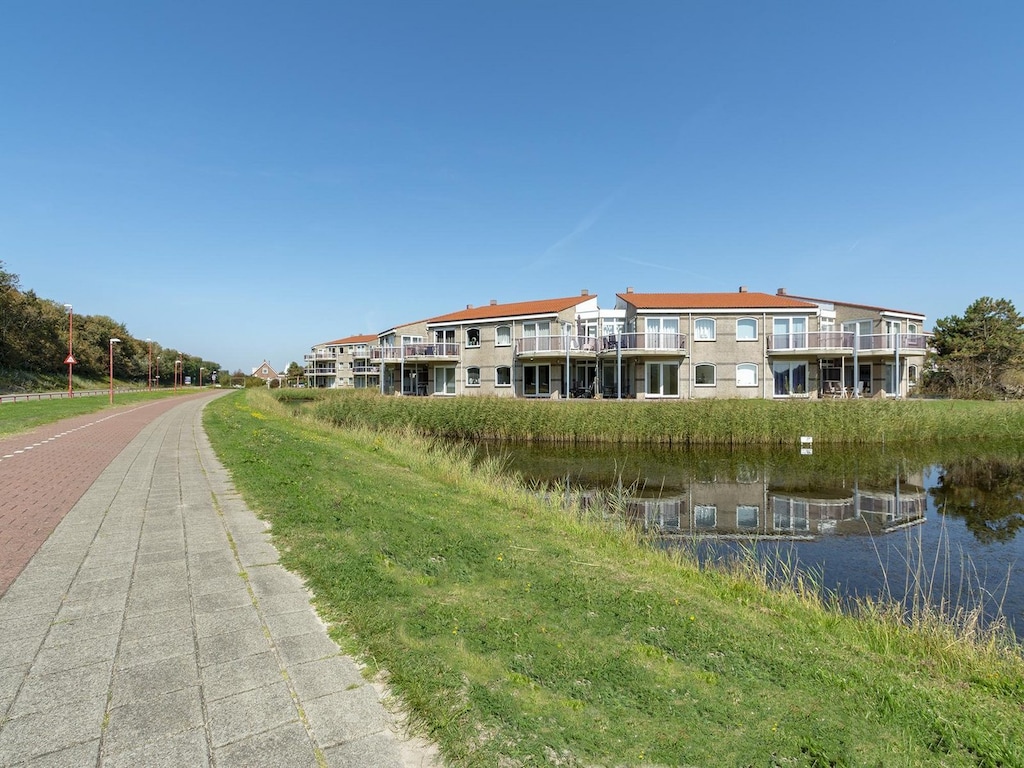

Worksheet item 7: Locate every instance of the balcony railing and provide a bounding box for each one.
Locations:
[515,333,688,356]
[353,365,380,375]
[372,342,462,362]
[304,350,337,362]
[602,332,687,354]
[768,332,928,353]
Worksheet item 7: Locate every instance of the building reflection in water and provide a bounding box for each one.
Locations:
[625,468,926,539]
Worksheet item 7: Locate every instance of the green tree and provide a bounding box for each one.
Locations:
[931,297,1024,398]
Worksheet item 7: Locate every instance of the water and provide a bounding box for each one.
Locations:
[483,441,1024,638]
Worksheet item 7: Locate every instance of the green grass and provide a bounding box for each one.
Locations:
[0,388,201,437]
[204,389,1024,767]
[309,389,1024,445]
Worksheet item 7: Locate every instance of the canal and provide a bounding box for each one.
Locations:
[485,440,1024,638]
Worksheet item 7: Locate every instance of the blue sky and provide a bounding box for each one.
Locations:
[2,2,1021,374]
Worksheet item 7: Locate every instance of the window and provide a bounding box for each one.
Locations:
[522,322,552,352]
[496,366,511,387]
[772,361,807,396]
[466,367,480,386]
[694,318,716,341]
[645,317,679,349]
[694,363,716,386]
[646,362,679,396]
[774,498,809,531]
[495,325,511,347]
[466,328,480,348]
[262,366,268,375]
[736,363,758,387]
[694,505,717,529]
[524,364,550,396]
[434,366,456,395]
[736,318,757,341]
[908,364,918,385]
[737,505,759,529]
[772,317,807,350]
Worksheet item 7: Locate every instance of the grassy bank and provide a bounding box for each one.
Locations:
[309,389,1024,445]
[205,389,1024,767]
[0,388,201,437]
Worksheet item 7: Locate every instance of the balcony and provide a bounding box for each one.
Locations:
[768,332,928,355]
[515,332,687,358]
[601,332,687,355]
[304,350,337,362]
[372,343,461,362]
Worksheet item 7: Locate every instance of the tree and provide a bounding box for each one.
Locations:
[930,297,1024,398]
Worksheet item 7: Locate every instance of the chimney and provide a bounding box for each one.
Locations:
[626,286,634,293]
[466,304,473,310]
[777,288,787,296]
[489,299,497,306]
[739,285,748,293]
[581,288,589,296]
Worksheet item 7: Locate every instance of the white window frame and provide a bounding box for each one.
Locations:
[694,317,716,341]
[466,366,481,387]
[736,505,759,529]
[694,363,716,387]
[645,316,679,349]
[736,317,757,341]
[523,364,550,397]
[496,366,512,387]
[693,505,717,529]
[466,327,481,348]
[645,361,679,397]
[736,363,758,387]
[434,366,456,395]
[772,361,808,397]
[495,325,511,347]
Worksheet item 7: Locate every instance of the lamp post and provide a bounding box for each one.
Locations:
[147,338,152,391]
[156,357,161,388]
[64,304,75,397]
[109,338,121,404]
[175,358,182,392]
[199,367,206,387]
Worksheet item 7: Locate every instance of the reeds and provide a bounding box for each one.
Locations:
[306,390,1024,445]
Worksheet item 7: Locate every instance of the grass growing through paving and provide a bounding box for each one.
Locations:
[0,389,199,437]
[204,389,1024,767]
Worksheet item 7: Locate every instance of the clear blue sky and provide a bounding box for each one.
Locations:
[3,2,1021,374]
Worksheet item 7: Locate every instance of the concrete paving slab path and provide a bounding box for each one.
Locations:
[0,393,439,767]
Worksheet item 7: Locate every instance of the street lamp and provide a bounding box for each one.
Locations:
[156,357,161,388]
[147,338,152,391]
[64,304,75,397]
[109,338,121,404]
[199,367,206,387]
[174,358,182,392]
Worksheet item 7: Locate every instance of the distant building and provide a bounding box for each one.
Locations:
[250,360,281,382]
[303,335,380,389]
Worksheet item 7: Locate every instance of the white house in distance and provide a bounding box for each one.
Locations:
[303,287,927,400]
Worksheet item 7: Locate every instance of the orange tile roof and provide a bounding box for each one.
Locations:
[617,291,819,310]
[317,333,378,346]
[426,295,597,324]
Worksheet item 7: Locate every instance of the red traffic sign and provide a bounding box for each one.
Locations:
[64,355,77,365]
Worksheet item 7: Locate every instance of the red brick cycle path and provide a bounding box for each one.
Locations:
[0,393,219,596]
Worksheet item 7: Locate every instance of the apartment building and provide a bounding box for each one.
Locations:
[372,293,603,397]
[303,287,927,400]
[303,334,379,389]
